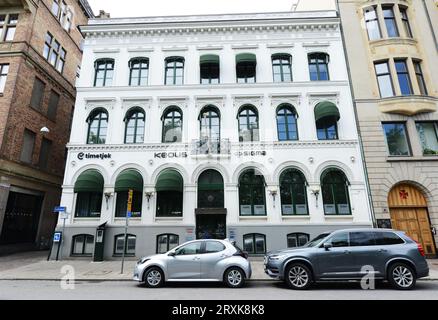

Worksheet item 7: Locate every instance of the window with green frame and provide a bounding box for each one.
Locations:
[162,107,182,143]
[238,106,259,142]
[276,104,298,141]
[200,54,220,84]
[156,234,179,254]
[87,108,108,144]
[272,54,292,82]
[114,169,143,218]
[321,169,351,215]
[308,53,329,81]
[243,233,266,254]
[156,169,184,217]
[94,58,114,87]
[129,57,149,86]
[124,107,145,144]
[165,56,184,85]
[74,170,104,218]
[280,169,308,215]
[71,234,94,256]
[239,169,266,216]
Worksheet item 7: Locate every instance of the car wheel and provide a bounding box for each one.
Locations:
[143,267,164,288]
[285,263,312,290]
[388,263,416,290]
[224,267,245,288]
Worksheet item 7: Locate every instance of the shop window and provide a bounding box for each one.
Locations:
[287,233,310,248]
[74,170,104,218]
[72,234,94,256]
[280,169,308,215]
[115,170,143,218]
[321,169,351,216]
[114,234,136,256]
[239,169,266,216]
[243,234,266,254]
[156,169,183,217]
[156,234,179,254]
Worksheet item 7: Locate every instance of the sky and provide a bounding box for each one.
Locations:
[86,0,298,18]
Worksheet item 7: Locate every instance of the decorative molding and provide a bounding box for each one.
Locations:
[307,92,340,106]
[162,46,189,52]
[232,94,264,109]
[269,94,302,107]
[121,97,153,110]
[84,98,117,110]
[231,44,259,50]
[196,45,224,50]
[158,96,190,109]
[127,47,155,52]
[195,95,226,109]
[93,48,121,54]
[266,43,295,49]
[302,41,330,48]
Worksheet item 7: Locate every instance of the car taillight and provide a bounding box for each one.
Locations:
[415,241,425,257]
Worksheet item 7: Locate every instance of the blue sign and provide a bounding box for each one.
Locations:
[53,232,62,243]
[127,212,132,218]
[54,206,66,213]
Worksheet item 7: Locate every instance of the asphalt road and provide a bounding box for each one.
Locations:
[0,280,437,300]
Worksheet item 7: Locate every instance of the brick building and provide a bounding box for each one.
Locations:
[0,0,93,252]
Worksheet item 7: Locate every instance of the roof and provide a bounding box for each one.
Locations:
[78,0,94,18]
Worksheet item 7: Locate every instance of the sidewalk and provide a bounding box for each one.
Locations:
[0,251,437,281]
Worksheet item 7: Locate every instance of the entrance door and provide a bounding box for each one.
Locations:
[389,184,436,256]
[0,191,43,244]
[196,213,226,240]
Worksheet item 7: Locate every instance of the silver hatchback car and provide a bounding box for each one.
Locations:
[134,239,252,288]
[264,228,429,290]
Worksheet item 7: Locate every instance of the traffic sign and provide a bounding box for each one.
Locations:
[54,206,66,213]
[53,232,62,243]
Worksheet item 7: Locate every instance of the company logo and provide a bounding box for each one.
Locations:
[77,152,112,160]
[235,150,267,157]
[154,152,188,159]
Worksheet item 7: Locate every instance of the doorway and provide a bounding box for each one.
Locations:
[389,184,436,256]
[195,212,226,240]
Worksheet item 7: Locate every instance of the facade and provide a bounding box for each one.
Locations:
[53,10,373,260]
[338,0,438,256]
[0,0,93,252]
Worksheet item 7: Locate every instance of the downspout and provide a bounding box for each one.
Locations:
[422,0,438,52]
[335,0,377,228]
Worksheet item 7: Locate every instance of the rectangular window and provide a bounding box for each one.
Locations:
[374,61,394,98]
[0,64,9,94]
[38,138,52,169]
[51,0,60,17]
[0,14,18,42]
[364,7,381,40]
[399,6,413,38]
[30,77,45,110]
[416,122,438,156]
[43,33,66,74]
[394,59,413,95]
[382,5,399,37]
[413,60,428,96]
[383,122,411,156]
[47,90,60,120]
[20,129,36,164]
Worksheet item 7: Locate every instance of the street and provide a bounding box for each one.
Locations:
[1,280,438,300]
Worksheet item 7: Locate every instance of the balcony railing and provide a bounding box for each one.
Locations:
[191,138,231,156]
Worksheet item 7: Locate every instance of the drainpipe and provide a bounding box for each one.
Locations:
[335,0,377,228]
[422,0,438,52]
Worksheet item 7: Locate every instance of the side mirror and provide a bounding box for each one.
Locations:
[323,243,332,251]
[168,251,176,257]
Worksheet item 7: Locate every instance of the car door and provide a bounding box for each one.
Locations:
[315,231,356,279]
[200,241,228,279]
[167,242,202,280]
[348,231,381,279]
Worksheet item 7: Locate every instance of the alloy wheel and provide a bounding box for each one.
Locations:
[288,266,309,288]
[227,269,243,286]
[146,270,162,287]
[392,266,414,288]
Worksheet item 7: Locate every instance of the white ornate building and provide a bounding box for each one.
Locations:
[53,10,373,259]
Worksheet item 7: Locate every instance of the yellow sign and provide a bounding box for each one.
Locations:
[127,189,133,213]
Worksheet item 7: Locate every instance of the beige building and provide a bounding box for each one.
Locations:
[334,0,438,256]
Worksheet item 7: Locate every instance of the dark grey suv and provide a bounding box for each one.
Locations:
[264,228,429,290]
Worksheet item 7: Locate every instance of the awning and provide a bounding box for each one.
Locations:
[236,53,257,64]
[115,170,143,192]
[314,101,340,122]
[156,170,183,192]
[200,54,219,64]
[74,170,104,193]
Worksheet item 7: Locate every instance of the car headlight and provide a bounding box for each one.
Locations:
[137,258,149,265]
[269,255,285,261]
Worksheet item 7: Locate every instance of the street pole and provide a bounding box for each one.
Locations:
[121,189,133,274]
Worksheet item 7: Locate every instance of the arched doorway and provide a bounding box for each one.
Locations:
[389,184,436,256]
[196,169,226,240]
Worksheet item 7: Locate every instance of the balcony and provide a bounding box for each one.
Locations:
[191,138,231,157]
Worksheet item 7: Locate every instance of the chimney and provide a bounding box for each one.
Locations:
[97,10,110,19]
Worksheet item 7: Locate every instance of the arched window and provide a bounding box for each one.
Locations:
[156,234,179,253]
[165,56,184,85]
[280,169,308,215]
[238,106,259,142]
[156,169,183,217]
[236,53,256,83]
[243,233,266,254]
[277,104,298,141]
[239,169,266,216]
[199,106,220,141]
[162,107,183,143]
[200,54,220,84]
[87,108,108,144]
[272,54,292,82]
[74,170,104,218]
[71,234,94,256]
[287,233,310,248]
[114,170,143,218]
[94,58,114,87]
[314,101,340,140]
[197,169,224,208]
[321,169,351,215]
[124,107,145,144]
[114,234,136,256]
[308,53,329,81]
[129,57,149,86]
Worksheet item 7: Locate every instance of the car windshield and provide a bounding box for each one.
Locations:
[304,232,331,247]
